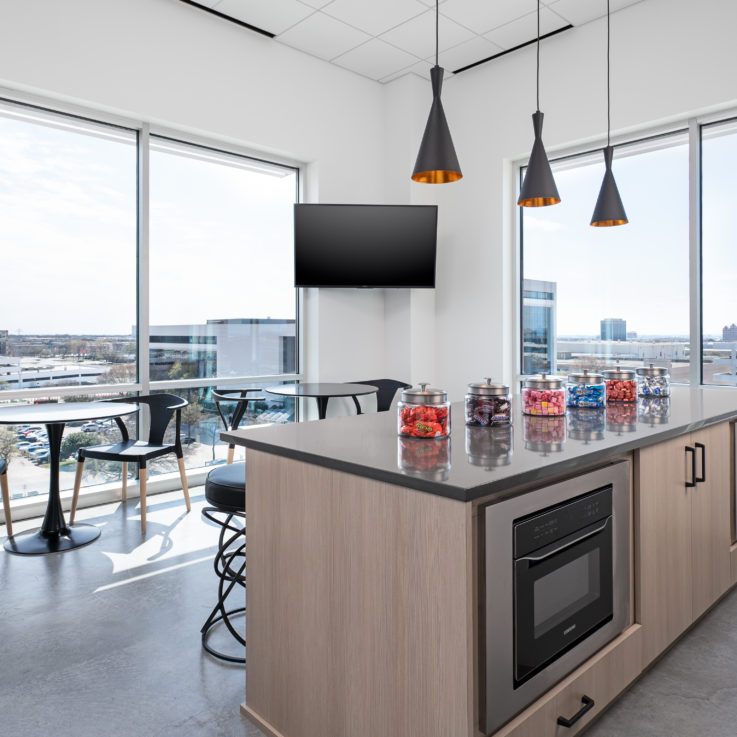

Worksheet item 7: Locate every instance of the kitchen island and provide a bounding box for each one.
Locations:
[224,386,737,737]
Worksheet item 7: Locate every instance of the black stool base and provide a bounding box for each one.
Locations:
[4,523,101,555]
[201,607,246,664]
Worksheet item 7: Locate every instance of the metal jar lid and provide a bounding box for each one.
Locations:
[602,368,636,381]
[636,363,669,376]
[467,377,509,397]
[401,382,447,404]
[568,369,604,384]
[523,373,564,390]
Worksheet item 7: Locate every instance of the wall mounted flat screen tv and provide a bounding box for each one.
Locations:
[294,203,437,288]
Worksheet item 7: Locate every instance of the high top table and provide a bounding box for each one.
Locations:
[0,401,139,555]
[265,383,378,420]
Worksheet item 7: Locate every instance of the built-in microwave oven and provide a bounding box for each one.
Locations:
[482,461,630,735]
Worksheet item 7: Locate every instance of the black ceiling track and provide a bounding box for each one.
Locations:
[453,24,573,75]
[177,0,275,38]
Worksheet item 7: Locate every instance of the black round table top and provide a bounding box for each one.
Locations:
[265,383,379,399]
[0,401,139,425]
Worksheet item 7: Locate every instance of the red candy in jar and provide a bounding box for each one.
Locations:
[602,367,637,403]
[521,374,566,416]
[397,383,451,439]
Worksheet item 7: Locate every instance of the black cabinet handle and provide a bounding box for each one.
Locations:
[557,695,595,728]
[695,442,706,484]
[685,446,696,488]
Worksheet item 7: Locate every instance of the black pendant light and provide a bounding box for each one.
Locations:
[411,0,462,183]
[591,0,628,227]
[518,0,560,207]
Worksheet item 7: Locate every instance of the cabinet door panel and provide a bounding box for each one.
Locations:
[636,435,693,666]
[691,423,732,619]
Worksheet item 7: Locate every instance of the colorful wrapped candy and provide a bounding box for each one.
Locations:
[566,370,606,408]
[522,374,566,416]
[603,367,637,403]
[636,364,670,397]
[465,379,512,426]
[397,383,451,438]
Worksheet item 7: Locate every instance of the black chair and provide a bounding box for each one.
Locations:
[349,379,411,414]
[201,461,246,663]
[70,394,191,534]
[0,459,11,537]
[212,389,265,465]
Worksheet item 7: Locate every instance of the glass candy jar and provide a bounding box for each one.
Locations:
[566,369,606,408]
[465,425,513,468]
[523,415,566,453]
[638,397,671,426]
[397,383,450,439]
[465,378,512,426]
[602,367,637,403]
[636,364,670,397]
[566,407,606,443]
[398,436,451,481]
[606,402,638,434]
[521,374,566,416]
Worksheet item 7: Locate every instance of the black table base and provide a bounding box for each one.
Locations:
[4,422,100,556]
[4,523,100,555]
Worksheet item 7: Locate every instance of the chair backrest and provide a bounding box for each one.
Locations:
[109,394,187,445]
[350,379,411,412]
[212,389,264,432]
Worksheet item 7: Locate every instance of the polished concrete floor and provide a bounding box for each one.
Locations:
[3,492,737,737]
[0,488,263,737]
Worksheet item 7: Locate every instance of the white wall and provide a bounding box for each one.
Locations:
[387,0,737,400]
[0,0,390,409]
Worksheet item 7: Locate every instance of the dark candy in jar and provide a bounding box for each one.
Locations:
[465,395,511,426]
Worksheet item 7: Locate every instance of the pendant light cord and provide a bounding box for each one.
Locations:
[607,0,611,146]
[435,0,439,66]
[536,0,540,111]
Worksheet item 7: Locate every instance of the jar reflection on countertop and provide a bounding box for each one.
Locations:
[606,402,638,434]
[397,436,451,481]
[566,407,606,443]
[465,425,513,468]
[522,414,566,453]
[638,396,670,426]
[465,379,512,426]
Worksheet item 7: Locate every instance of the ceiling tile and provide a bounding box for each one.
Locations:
[548,0,644,26]
[433,35,504,73]
[322,0,428,37]
[277,13,370,60]
[213,0,314,35]
[332,38,419,80]
[380,59,434,84]
[484,7,569,50]
[297,0,335,7]
[440,0,538,35]
[380,9,475,60]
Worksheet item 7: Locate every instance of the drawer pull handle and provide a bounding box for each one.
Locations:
[685,446,696,488]
[557,695,595,728]
[695,441,706,484]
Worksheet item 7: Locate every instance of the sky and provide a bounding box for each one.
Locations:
[0,110,297,335]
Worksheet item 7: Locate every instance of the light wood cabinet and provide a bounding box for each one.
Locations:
[637,421,732,666]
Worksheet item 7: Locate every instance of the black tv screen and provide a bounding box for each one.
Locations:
[294,203,437,288]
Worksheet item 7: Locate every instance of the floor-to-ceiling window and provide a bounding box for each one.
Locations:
[0,98,300,508]
[520,130,691,381]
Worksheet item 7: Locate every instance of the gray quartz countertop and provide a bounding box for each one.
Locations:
[222,386,737,503]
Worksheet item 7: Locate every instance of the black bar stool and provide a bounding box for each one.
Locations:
[212,389,265,465]
[201,461,246,663]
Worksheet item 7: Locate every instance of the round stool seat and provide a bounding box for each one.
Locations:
[205,462,245,513]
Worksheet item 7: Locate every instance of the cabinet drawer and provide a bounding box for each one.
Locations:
[492,625,641,737]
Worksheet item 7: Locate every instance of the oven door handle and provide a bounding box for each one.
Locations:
[517,517,611,563]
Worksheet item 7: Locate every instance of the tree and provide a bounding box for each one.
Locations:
[99,363,136,384]
[0,427,18,464]
[168,361,198,380]
[61,432,102,460]
[180,402,202,446]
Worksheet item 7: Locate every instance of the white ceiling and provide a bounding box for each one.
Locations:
[193,0,646,83]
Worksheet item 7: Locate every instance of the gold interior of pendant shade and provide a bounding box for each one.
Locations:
[412,169,463,184]
[517,195,561,207]
[591,217,628,227]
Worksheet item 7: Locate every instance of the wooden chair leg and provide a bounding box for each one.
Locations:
[121,461,128,501]
[0,471,12,537]
[139,467,147,535]
[70,459,85,524]
[177,458,191,512]
[227,445,235,465]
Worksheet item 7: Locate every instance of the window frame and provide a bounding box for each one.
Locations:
[514,112,737,387]
[0,87,303,519]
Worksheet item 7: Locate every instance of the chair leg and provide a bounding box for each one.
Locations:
[0,471,12,538]
[70,459,85,524]
[121,462,128,501]
[139,467,147,535]
[178,458,191,512]
[227,445,235,465]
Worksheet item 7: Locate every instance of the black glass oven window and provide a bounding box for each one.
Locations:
[533,548,600,639]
